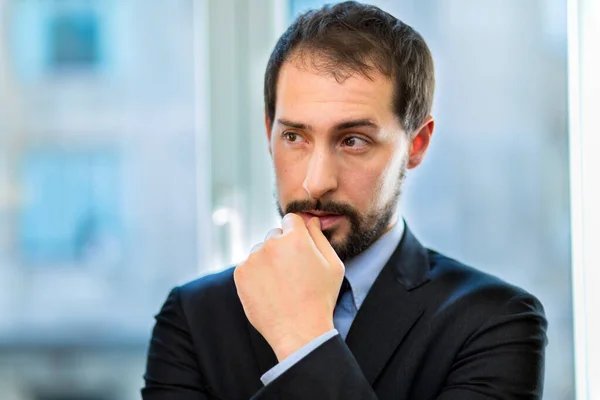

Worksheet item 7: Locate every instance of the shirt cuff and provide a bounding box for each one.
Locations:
[260,329,339,386]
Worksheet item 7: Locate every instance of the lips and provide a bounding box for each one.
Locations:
[306,211,338,217]
[297,211,344,230]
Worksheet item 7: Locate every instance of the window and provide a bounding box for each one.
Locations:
[48,11,100,69]
[18,147,122,265]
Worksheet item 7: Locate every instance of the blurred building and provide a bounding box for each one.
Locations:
[0,1,200,398]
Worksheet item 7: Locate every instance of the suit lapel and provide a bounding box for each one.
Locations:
[345,226,431,385]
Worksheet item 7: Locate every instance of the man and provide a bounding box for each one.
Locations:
[142,2,547,399]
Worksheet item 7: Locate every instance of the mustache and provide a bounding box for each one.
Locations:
[284,199,360,223]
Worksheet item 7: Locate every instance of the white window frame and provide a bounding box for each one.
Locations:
[568,0,600,398]
[193,0,288,273]
[193,0,213,273]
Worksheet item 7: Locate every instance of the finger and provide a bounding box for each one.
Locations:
[250,242,263,254]
[281,213,305,234]
[264,228,283,241]
[306,217,342,266]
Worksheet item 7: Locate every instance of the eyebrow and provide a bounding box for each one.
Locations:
[276,118,379,131]
[335,119,379,130]
[277,118,312,130]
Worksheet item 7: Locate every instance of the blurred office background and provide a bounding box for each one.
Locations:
[0,0,576,399]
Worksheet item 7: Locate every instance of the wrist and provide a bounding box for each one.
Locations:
[271,322,335,362]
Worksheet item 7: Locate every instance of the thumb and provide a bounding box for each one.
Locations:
[306,217,342,266]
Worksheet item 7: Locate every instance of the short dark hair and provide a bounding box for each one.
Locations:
[264,1,435,134]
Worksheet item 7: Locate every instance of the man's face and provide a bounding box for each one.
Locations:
[267,58,422,261]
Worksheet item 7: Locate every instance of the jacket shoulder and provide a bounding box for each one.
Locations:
[426,250,544,315]
[178,266,237,298]
[174,266,243,323]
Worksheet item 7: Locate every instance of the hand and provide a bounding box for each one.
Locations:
[233,213,345,362]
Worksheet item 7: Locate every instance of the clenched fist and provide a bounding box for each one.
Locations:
[233,213,345,362]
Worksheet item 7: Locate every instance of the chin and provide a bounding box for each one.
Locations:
[324,229,348,247]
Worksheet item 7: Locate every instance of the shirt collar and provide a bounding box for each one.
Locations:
[344,219,405,310]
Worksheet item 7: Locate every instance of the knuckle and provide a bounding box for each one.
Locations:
[264,235,286,256]
[333,261,345,276]
[233,264,245,284]
[284,212,302,225]
[265,227,282,240]
[263,237,276,252]
[246,248,260,264]
[250,242,263,255]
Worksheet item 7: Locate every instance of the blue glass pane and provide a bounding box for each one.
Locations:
[18,148,122,264]
[49,11,100,68]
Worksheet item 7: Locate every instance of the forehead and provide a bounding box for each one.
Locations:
[275,60,395,124]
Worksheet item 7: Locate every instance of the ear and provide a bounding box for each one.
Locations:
[265,112,273,156]
[407,115,434,169]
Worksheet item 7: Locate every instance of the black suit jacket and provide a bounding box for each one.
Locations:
[143,226,547,399]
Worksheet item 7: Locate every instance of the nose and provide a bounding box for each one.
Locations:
[302,148,338,199]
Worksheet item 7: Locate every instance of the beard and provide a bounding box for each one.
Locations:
[275,165,407,262]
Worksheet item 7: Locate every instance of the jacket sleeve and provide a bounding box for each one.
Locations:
[251,334,379,400]
[142,287,214,400]
[252,293,547,400]
[436,293,547,400]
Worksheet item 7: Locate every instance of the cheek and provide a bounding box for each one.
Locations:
[341,166,385,210]
[375,152,407,205]
[272,149,306,199]
[378,170,400,204]
[341,155,400,212]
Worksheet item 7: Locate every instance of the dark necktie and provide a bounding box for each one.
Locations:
[336,277,351,306]
[334,277,356,340]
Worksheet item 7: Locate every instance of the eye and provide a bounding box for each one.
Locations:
[341,136,369,148]
[282,132,306,143]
